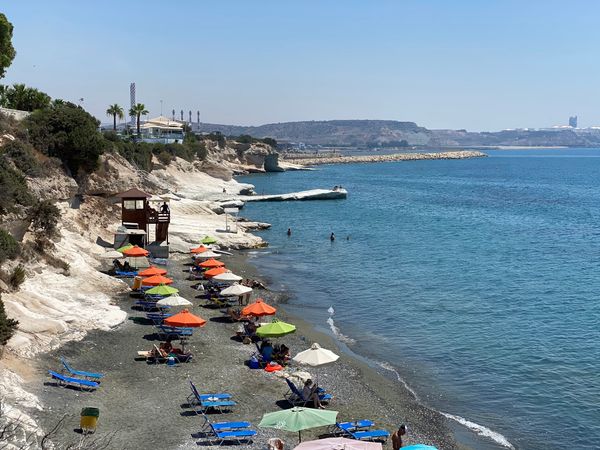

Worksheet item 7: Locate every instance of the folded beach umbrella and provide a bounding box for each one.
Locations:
[164,309,206,328]
[138,266,167,277]
[201,235,218,245]
[256,319,296,338]
[220,284,252,297]
[125,256,150,269]
[242,299,276,317]
[199,258,225,268]
[402,446,438,450]
[142,274,173,286]
[259,407,338,442]
[157,294,192,307]
[100,250,124,259]
[204,267,228,278]
[194,250,221,259]
[145,284,179,296]
[190,245,208,254]
[294,437,382,450]
[293,343,339,367]
[116,243,134,253]
[123,245,149,257]
[211,272,243,283]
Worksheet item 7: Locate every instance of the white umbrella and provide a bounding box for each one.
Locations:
[193,250,221,259]
[293,343,339,366]
[156,294,192,307]
[100,250,124,259]
[212,272,243,283]
[220,284,253,297]
[125,256,150,269]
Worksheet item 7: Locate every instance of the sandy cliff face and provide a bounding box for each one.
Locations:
[204,140,282,176]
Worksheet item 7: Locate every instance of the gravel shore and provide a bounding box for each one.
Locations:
[26,252,461,450]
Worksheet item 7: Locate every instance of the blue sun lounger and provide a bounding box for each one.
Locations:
[115,270,137,278]
[156,325,193,340]
[205,423,257,445]
[198,410,251,432]
[188,381,232,405]
[331,420,375,435]
[48,370,99,391]
[60,357,104,380]
[346,429,390,442]
[189,383,236,413]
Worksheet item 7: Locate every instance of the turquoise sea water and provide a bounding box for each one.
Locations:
[238,149,600,450]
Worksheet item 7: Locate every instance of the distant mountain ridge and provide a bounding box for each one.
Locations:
[195,119,600,148]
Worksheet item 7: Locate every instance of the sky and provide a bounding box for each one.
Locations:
[2,0,600,131]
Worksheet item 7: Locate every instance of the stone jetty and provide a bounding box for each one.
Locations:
[283,150,487,166]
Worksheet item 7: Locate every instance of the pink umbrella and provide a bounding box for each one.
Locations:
[294,437,382,450]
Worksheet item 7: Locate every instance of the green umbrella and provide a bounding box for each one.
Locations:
[201,235,218,245]
[145,284,179,296]
[116,243,134,253]
[256,319,296,338]
[259,407,338,442]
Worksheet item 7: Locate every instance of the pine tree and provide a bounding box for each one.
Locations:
[0,294,18,346]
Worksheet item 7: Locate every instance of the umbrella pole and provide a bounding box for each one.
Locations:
[298,430,301,443]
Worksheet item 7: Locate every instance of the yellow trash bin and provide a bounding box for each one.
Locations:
[132,276,142,291]
[80,407,99,434]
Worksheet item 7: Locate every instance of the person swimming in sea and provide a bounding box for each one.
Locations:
[330,232,335,241]
[287,228,292,236]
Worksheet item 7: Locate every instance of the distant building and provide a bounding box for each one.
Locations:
[139,116,185,144]
[569,116,578,128]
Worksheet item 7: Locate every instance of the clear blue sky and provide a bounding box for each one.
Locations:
[2,1,599,130]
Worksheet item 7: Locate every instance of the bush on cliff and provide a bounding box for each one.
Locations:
[25,102,107,175]
[28,200,60,235]
[0,294,18,346]
[1,140,42,176]
[113,141,154,172]
[0,157,34,213]
[0,229,19,263]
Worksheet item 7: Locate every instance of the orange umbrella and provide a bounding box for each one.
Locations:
[142,274,173,286]
[138,266,167,277]
[204,267,228,278]
[190,245,208,254]
[242,299,277,317]
[123,245,149,257]
[199,258,225,268]
[164,309,206,328]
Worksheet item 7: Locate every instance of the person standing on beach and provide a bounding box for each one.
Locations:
[392,424,407,450]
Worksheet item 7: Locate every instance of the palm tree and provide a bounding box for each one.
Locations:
[129,103,149,136]
[106,104,124,131]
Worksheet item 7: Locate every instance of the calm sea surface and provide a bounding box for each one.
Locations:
[238,149,600,450]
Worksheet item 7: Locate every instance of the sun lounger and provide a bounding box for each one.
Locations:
[197,408,250,432]
[146,312,173,324]
[60,357,104,380]
[187,381,232,405]
[155,325,193,340]
[144,344,193,364]
[114,270,138,277]
[134,300,163,311]
[48,370,99,391]
[283,378,332,406]
[205,423,257,445]
[346,429,390,442]
[188,382,236,413]
[330,420,374,435]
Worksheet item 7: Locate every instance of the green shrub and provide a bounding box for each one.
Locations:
[29,200,60,235]
[0,158,33,213]
[157,150,173,166]
[1,140,42,176]
[261,137,277,147]
[0,229,19,263]
[0,294,18,346]
[9,264,25,288]
[114,141,153,172]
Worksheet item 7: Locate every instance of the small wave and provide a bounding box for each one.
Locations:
[440,412,514,449]
[327,306,335,315]
[377,361,420,400]
[326,307,355,344]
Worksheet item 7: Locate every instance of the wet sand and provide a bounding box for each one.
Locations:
[25,252,461,450]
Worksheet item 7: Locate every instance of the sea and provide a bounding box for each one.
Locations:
[238,148,600,450]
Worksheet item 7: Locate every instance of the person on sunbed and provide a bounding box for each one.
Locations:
[273,344,291,365]
[302,379,324,409]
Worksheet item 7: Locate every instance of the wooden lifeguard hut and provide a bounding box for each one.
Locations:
[114,188,171,254]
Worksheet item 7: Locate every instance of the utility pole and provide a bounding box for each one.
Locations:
[172,109,175,120]
[180,110,183,121]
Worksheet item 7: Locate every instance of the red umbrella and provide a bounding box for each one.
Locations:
[123,245,149,257]
[138,266,167,277]
[204,267,228,278]
[142,274,173,286]
[164,309,206,328]
[190,245,208,254]
[199,258,225,268]
[242,299,277,317]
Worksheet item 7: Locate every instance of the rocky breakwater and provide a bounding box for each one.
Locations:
[239,188,348,202]
[284,150,487,166]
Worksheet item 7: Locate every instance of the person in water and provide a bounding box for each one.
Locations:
[391,424,407,450]
[330,232,335,241]
[287,228,292,236]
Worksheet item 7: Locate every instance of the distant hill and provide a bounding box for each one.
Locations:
[195,119,600,148]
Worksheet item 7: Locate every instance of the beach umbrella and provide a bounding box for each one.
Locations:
[201,235,218,245]
[116,243,134,253]
[145,284,179,296]
[402,446,438,450]
[204,267,228,278]
[125,256,150,269]
[190,245,208,254]
[259,407,338,442]
[194,250,221,259]
[164,309,206,327]
[294,437,382,450]
[242,299,276,317]
[138,266,167,277]
[123,245,149,257]
[156,294,192,307]
[256,319,296,338]
[142,274,173,286]
[199,258,225,268]
[276,371,312,384]
[293,343,339,367]
[100,250,124,259]
[211,272,243,283]
[220,284,253,297]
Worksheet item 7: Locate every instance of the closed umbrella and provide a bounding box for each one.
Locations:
[124,256,150,269]
[142,274,173,286]
[145,284,179,296]
[204,267,228,278]
[259,407,338,442]
[194,250,221,259]
[199,258,225,268]
[123,245,149,257]
[138,266,167,277]
[220,284,252,297]
[156,294,192,307]
[294,437,382,450]
[256,319,296,338]
[242,299,276,317]
[201,235,218,245]
[211,272,243,283]
[293,343,339,367]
